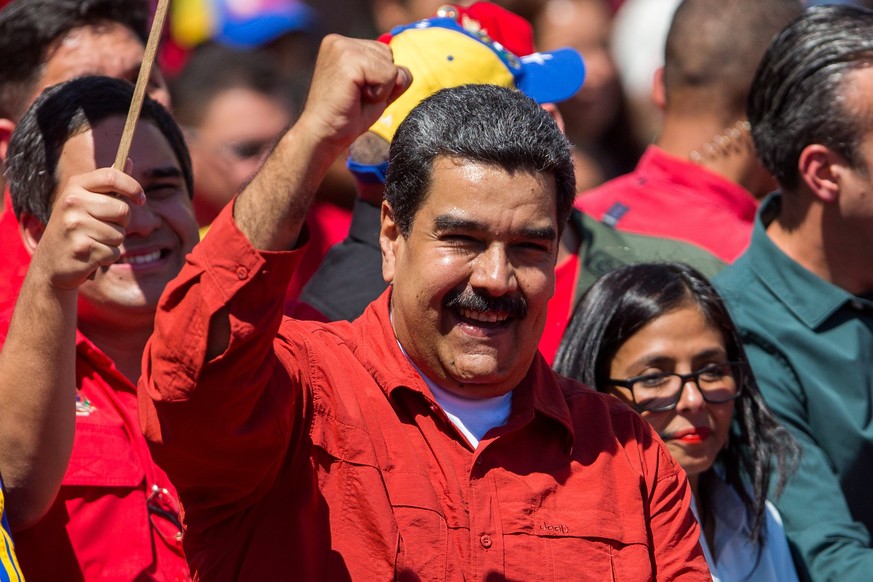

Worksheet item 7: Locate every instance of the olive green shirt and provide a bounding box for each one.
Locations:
[715,194,873,582]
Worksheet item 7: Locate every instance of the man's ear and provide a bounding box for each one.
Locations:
[798,144,842,204]
[380,200,400,284]
[19,211,45,256]
[652,66,666,111]
[0,118,15,162]
[540,103,566,134]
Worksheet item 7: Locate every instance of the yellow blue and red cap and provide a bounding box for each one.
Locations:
[368,2,586,144]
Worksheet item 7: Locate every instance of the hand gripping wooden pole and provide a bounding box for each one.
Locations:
[112,0,171,171]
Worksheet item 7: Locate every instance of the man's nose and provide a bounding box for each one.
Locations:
[125,200,161,237]
[470,244,517,296]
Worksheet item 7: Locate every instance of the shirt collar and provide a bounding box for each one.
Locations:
[745,194,862,329]
[353,289,575,447]
[74,329,135,391]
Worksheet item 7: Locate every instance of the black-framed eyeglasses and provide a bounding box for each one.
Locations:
[607,361,746,412]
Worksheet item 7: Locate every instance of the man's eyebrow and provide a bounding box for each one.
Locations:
[433,214,485,232]
[143,165,184,180]
[433,214,556,241]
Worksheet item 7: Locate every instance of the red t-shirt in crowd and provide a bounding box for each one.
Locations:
[539,252,579,365]
[0,191,30,344]
[576,146,758,263]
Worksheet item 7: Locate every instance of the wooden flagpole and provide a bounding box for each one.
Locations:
[112,0,171,171]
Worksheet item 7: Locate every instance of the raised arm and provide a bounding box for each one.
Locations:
[234,34,409,251]
[203,35,409,360]
[140,36,410,531]
[0,168,144,530]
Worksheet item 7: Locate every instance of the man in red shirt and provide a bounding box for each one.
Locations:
[5,77,193,580]
[576,0,803,263]
[0,0,173,342]
[300,2,724,365]
[140,34,710,580]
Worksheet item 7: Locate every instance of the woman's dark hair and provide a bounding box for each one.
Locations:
[554,262,799,548]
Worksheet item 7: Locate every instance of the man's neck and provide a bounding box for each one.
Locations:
[657,115,762,196]
[768,194,873,295]
[77,319,153,384]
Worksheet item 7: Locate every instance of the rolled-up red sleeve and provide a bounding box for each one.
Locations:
[139,202,309,532]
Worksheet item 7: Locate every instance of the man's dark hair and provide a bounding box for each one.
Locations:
[6,76,193,225]
[385,84,575,236]
[663,0,803,123]
[0,0,149,121]
[554,261,799,551]
[749,5,873,191]
[171,42,293,128]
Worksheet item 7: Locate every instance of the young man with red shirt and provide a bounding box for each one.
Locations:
[5,77,193,581]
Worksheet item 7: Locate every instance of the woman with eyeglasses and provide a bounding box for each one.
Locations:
[554,262,799,582]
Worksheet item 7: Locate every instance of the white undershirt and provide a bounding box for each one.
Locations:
[397,341,512,448]
[425,378,512,448]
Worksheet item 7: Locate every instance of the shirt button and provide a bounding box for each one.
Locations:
[851,299,864,311]
[480,534,492,548]
[474,457,483,465]
[236,266,248,280]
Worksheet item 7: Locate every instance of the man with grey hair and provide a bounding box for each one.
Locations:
[140,34,710,579]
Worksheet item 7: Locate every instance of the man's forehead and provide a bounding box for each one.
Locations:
[426,155,554,192]
[41,23,144,89]
[60,116,179,174]
[416,157,558,226]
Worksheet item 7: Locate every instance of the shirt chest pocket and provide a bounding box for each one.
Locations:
[64,421,144,487]
[502,508,653,582]
[311,416,449,579]
[54,421,154,580]
[384,471,449,582]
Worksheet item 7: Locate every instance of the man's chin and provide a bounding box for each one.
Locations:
[444,359,522,397]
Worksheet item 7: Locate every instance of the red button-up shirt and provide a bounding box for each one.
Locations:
[0,191,30,345]
[0,190,189,581]
[13,332,189,581]
[140,205,710,581]
[576,146,758,263]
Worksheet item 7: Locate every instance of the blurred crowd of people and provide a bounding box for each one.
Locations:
[1,0,873,580]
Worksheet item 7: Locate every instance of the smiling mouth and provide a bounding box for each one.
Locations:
[458,308,512,326]
[118,249,168,265]
[444,288,527,330]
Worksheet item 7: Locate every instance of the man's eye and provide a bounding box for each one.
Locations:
[516,241,549,252]
[147,184,181,198]
[443,234,477,243]
[229,141,270,160]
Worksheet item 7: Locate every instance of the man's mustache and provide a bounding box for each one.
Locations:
[444,288,528,320]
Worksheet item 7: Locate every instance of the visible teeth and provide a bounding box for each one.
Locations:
[459,308,508,323]
[120,250,162,265]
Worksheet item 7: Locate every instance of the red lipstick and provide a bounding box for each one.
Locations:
[669,427,711,443]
